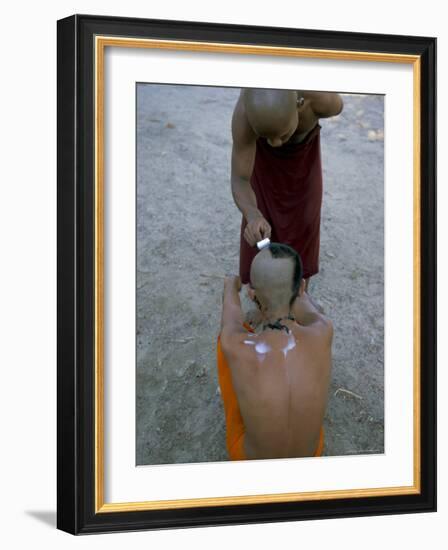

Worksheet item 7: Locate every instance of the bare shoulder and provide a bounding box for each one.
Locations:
[220,330,257,375]
[231,91,256,146]
[315,315,334,340]
[304,91,344,118]
[291,315,333,344]
[221,328,250,354]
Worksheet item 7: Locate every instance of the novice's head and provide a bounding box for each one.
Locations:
[249,243,303,313]
[243,88,299,147]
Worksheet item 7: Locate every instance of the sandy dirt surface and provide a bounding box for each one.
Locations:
[136,85,384,465]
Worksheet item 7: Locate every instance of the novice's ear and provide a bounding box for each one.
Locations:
[298,279,306,297]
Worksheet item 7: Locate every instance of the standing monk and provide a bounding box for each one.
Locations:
[231,88,343,288]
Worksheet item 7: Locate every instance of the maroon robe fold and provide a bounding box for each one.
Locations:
[239,125,323,283]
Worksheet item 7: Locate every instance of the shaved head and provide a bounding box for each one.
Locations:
[250,243,303,311]
[243,89,298,140]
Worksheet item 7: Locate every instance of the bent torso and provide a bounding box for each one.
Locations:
[223,320,331,459]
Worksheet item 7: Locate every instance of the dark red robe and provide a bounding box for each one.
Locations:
[239,125,323,283]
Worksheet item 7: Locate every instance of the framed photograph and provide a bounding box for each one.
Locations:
[57,14,436,534]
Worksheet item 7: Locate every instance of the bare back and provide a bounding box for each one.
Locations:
[221,320,332,459]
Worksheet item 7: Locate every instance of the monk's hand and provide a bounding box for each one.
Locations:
[244,215,272,247]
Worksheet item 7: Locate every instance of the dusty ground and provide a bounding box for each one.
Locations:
[136,85,384,465]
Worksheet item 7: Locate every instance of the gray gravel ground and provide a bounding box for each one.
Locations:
[136,85,384,465]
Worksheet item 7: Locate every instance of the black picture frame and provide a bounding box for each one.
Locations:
[57,14,436,535]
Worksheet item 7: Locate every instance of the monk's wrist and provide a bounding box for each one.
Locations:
[245,208,263,224]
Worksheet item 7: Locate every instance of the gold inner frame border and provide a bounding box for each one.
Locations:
[94,36,421,513]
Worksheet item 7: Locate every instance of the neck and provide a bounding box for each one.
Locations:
[262,307,291,324]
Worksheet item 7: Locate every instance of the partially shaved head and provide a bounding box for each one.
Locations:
[243,89,298,144]
[250,243,303,311]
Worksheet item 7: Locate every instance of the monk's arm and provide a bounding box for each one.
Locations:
[231,98,272,245]
[230,98,259,222]
[220,276,245,336]
[309,92,344,118]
